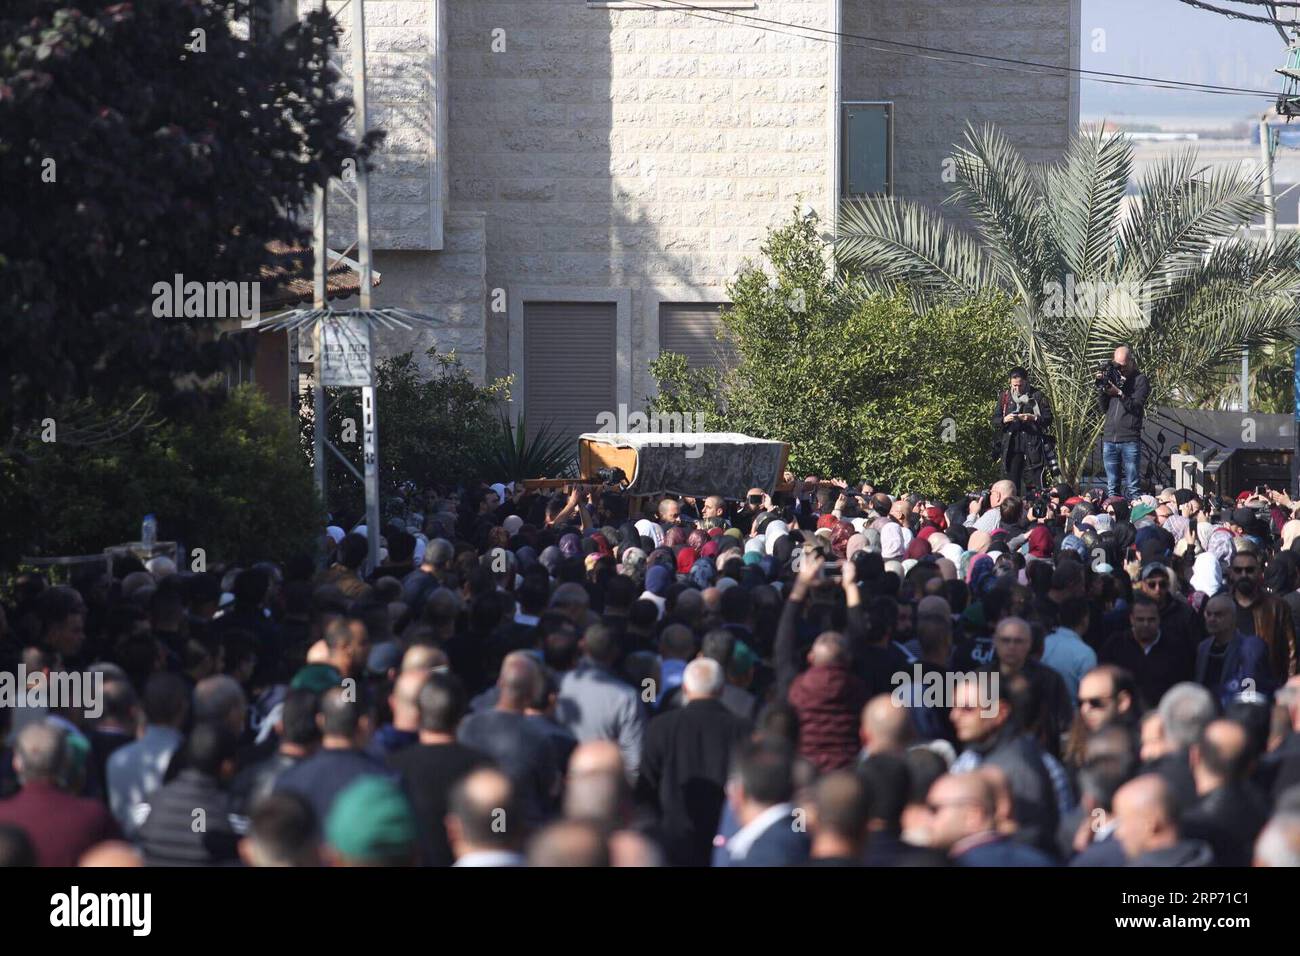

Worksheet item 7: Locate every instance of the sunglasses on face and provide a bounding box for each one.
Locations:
[1142,577,1169,589]
[1078,695,1112,710]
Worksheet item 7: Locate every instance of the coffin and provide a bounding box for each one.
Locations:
[576,432,791,500]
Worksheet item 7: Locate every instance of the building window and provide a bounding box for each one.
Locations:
[842,102,893,198]
[523,302,618,446]
[659,302,735,373]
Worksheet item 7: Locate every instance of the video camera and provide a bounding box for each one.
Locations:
[594,467,628,488]
[1095,361,1127,394]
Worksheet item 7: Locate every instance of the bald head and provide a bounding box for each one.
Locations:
[79,841,144,868]
[861,695,914,756]
[1114,773,1180,860]
[564,740,628,827]
[990,479,1016,505]
[14,721,68,786]
[527,820,609,867]
[448,768,519,854]
[926,773,996,851]
[390,670,429,731]
[497,652,540,711]
[402,644,449,673]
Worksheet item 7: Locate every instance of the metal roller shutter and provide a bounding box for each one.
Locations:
[524,301,617,446]
[659,302,734,371]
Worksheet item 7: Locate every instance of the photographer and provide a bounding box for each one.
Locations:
[992,366,1054,495]
[1095,345,1150,499]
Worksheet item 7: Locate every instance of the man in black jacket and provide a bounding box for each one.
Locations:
[138,721,243,866]
[993,367,1054,495]
[635,658,750,866]
[1096,345,1150,499]
[1182,718,1269,867]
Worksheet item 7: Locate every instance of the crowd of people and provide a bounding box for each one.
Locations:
[2,470,1300,868]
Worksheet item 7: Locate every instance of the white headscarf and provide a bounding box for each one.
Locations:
[1190,551,1223,597]
[763,520,789,556]
[634,519,664,549]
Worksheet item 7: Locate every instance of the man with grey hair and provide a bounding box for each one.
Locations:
[635,656,750,866]
[1254,813,1300,866]
[0,722,119,866]
[1144,682,1216,812]
[458,652,561,825]
[193,674,248,739]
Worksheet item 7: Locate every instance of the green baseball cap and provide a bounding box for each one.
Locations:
[326,775,417,864]
[290,663,343,694]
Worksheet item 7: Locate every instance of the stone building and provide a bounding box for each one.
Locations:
[264,0,1079,443]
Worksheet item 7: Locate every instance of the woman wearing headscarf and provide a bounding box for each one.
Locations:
[558,533,582,560]
[1207,527,1236,567]
[689,558,716,590]
[1026,524,1054,561]
[635,518,665,550]
[619,546,647,579]
[538,545,562,576]
[763,519,789,556]
[1188,551,1224,612]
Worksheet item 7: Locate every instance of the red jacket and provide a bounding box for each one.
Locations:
[787,665,868,773]
[0,780,120,866]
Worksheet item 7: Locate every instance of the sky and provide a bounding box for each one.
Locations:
[1080,0,1288,124]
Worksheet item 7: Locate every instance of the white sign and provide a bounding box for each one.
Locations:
[319,316,372,387]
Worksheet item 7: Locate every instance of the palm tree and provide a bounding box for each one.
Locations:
[835,124,1300,485]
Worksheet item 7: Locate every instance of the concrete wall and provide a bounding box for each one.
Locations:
[841,0,1080,209]
[445,0,835,412]
[312,0,1079,420]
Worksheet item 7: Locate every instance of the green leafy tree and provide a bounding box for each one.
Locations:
[649,211,1016,497]
[0,1,377,439]
[836,124,1300,483]
[0,387,321,569]
[303,349,508,519]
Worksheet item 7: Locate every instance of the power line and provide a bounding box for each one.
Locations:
[636,0,1280,100]
[1175,0,1290,25]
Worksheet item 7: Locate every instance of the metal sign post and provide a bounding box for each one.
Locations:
[352,0,381,576]
[257,0,443,578]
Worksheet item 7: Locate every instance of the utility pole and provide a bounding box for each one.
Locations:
[1250,112,1279,415]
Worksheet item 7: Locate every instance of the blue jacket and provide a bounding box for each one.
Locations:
[953,835,1056,867]
[1195,633,1273,708]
